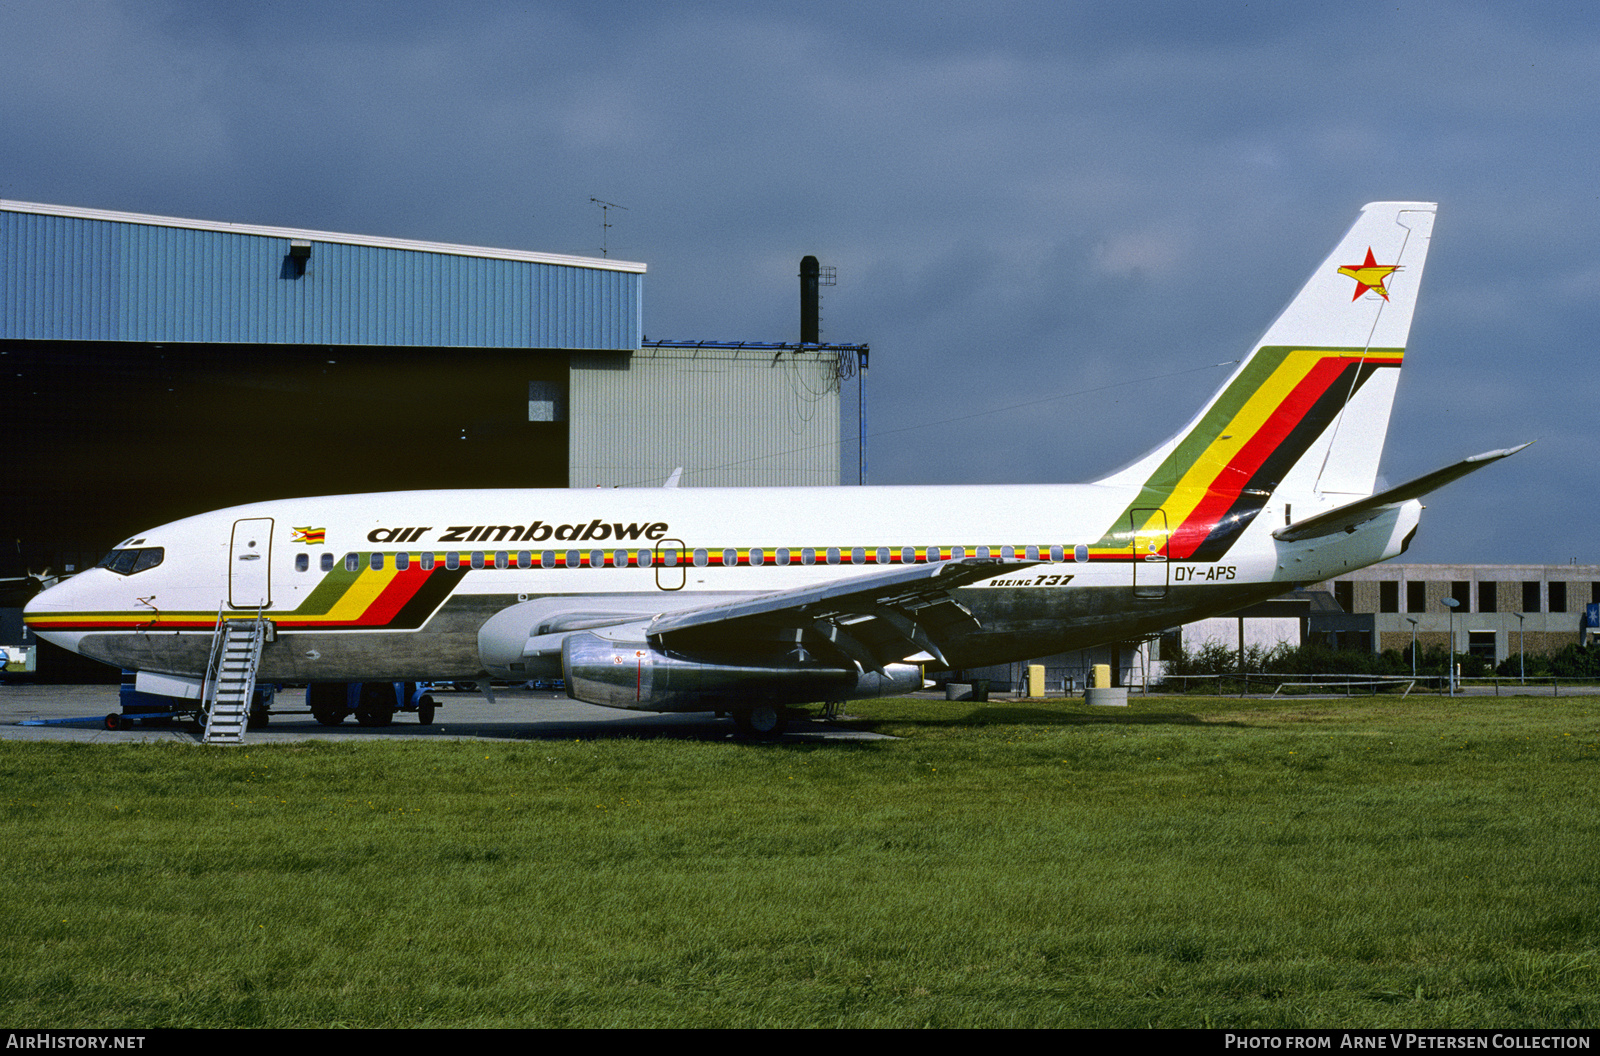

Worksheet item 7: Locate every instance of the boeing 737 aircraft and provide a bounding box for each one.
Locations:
[25,202,1524,734]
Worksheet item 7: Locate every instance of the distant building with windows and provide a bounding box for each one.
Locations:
[1302,564,1600,664]
[958,565,1600,695]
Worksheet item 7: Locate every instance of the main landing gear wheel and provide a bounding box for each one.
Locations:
[733,703,788,738]
[308,683,347,726]
[354,682,397,727]
[416,695,436,725]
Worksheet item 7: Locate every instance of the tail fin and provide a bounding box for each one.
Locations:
[1094,201,1436,562]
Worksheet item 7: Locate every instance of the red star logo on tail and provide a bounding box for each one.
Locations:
[1337,247,1400,301]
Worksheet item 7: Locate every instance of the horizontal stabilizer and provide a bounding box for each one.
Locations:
[1272,443,1531,543]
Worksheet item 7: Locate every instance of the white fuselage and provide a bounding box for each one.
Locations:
[25,481,1422,694]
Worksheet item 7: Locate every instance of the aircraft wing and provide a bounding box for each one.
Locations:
[645,557,1036,672]
[1273,443,1532,543]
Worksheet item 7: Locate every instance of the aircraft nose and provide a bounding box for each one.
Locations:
[22,580,56,618]
[22,575,89,651]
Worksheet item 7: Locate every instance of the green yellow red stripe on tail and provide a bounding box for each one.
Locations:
[1086,202,1435,566]
[1092,346,1403,561]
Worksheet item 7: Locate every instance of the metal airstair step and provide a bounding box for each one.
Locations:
[201,609,270,745]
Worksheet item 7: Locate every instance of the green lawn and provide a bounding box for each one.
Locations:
[2,695,1597,1027]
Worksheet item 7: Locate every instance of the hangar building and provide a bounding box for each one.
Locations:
[2,200,847,677]
[2,200,844,574]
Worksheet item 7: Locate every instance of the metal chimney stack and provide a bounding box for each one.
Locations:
[800,255,820,343]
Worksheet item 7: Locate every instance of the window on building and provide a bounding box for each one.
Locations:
[1550,581,1568,613]
[1380,581,1399,613]
[1468,631,1496,660]
[1478,581,1497,613]
[1452,581,1472,611]
[1333,580,1353,612]
[1408,580,1427,613]
[1331,629,1372,653]
[1523,581,1541,613]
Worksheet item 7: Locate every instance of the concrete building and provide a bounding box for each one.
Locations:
[1163,564,1600,681]
[1307,564,1600,665]
[959,564,1600,696]
[571,341,843,488]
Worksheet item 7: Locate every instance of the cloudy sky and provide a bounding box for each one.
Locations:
[3,0,1595,564]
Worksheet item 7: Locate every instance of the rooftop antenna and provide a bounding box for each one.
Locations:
[589,197,628,258]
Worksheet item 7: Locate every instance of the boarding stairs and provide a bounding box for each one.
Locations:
[201,608,269,745]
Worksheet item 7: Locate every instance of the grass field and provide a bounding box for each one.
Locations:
[2,694,1597,1028]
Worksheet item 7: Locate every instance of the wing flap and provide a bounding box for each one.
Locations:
[647,557,1033,671]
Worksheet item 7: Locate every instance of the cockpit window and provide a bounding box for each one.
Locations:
[97,547,165,576]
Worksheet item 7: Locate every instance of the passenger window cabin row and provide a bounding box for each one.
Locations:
[291,542,1100,573]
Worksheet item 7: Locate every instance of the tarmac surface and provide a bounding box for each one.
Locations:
[0,683,895,745]
[3,679,1587,747]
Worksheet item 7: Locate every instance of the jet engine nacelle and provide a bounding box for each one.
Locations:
[561,625,923,713]
[477,595,669,681]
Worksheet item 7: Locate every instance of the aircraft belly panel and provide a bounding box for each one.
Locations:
[260,594,502,681]
[946,580,1284,667]
[76,630,209,676]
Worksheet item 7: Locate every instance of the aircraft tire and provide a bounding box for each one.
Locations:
[308,683,347,726]
[355,682,398,727]
[417,696,436,725]
[734,703,787,738]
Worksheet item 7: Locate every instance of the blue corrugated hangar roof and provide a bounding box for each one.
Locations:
[1,200,644,350]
